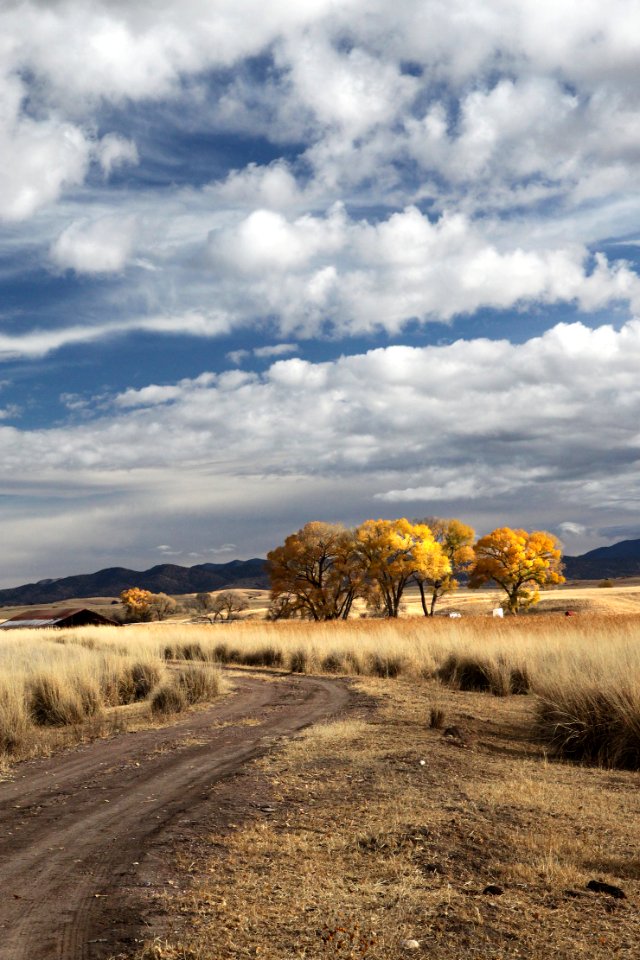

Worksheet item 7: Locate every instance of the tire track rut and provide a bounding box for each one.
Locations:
[0,673,350,959]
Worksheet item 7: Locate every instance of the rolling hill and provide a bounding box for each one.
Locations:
[0,559,268,606]
[563,538,640,580]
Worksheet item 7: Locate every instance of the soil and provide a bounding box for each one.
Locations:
[0,671,351,960]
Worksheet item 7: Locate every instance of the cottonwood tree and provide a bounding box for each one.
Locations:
[147,592,177,621]
[468,527,565,614]
[191,591,248,621]
[267,521,361,620]
[209,591,249,621]
[120,587,154,621]
[354,518,450,618]
[413,517,475,616]
[120,588,176,621]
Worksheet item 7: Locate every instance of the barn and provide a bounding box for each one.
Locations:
[0,608,120,630]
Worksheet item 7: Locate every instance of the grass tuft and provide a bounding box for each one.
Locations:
[534,686,640,769]
[29,674,102,726]
[429,706,447,729]
[150,683,188,717]
[289,649,308,673]
[176,664,222,704]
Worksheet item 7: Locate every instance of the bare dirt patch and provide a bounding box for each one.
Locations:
[130,676,640,960]
[0,672,350,960]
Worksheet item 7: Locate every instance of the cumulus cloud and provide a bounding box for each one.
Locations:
[0,317,639,514]
[4,1,640,579]
[0,77,92,221]
[206,205,640,336]
[50,215,138,274]
[3,0,640,223]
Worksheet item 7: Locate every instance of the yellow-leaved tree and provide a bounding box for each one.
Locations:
[120,587,153,621]
[468,527,564,614]
[414,517,476,616]
[267,521,361,620]
[354,518,450,618]
[120,587,177,622]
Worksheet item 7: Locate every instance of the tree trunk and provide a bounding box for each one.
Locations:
[417,580,429,616]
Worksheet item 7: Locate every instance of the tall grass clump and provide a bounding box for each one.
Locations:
[28,672,102,726]
[151,683,188,717]
[530,628,640,769]
[0,682,30,754]
[436,652,529,696]
[533,675,640,769]
[176,663,222,703]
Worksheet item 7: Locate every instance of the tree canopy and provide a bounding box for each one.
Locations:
[414,517,475,616]
[354,518,450,618]
[267,521,361,620]
[468,527,565,613]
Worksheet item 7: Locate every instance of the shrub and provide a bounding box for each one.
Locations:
[289,649,308,673]
[510,665,531,695]
[429,706,446,729]
[151,683,188,717]
[0,685,30,754]
[29,674,102,726]
[240,646,284,668]
[367,654,406,678]
[176,664,222,704]
[131,661,162,700]
[533,686,640,769]
[437,653,512,696]
[598,579,614,588]
[321,653,344,673]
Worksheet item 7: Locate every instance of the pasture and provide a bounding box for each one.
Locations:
[1,590,639,958]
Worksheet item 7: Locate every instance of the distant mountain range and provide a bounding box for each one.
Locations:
[0,559,268,607]
[563,538,640,580]
[1,537,639,607]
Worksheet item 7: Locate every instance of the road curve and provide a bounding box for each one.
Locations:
[0,672,350,960]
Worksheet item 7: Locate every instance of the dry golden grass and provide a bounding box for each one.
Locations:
[132,676,640,960]
[0,631,223,762]
[3,607,640,768]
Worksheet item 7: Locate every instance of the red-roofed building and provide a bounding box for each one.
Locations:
[0,608,119,629]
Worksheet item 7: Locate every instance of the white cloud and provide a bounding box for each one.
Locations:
[0,76,91,221]
[96,133,139,176]
[50,215,138,274]
[253,343,297,358]
[1,317,640,494]
[206,205,640,336]
[1,317,640,579]
[0,313,229,360]
[558,522,588,538]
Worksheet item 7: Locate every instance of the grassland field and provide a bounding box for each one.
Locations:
[1,582,640,958]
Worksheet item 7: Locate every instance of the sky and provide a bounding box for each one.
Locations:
[2,0,640,586]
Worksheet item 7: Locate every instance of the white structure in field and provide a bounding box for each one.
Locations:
[492,607,504,618]
[448,612,462,618]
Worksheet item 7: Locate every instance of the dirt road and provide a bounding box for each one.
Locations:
[0,672,350,960]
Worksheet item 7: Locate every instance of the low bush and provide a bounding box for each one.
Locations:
[429,706,446,729]
[437,653,508,695]
[29,674,102,726]
[367,654,406,678]
[289,649,308,673]
[239,646,284,668]
[321,652,344,673]
[176,664,222,704]
[0,685,30,754]
[131,661,162,700]
[151,683,188,717]
[533,685,640,769]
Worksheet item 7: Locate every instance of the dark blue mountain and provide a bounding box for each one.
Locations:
[563,539,640,580]
[0,559,268,606]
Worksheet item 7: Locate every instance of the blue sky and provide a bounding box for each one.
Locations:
[2,1,640,585]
